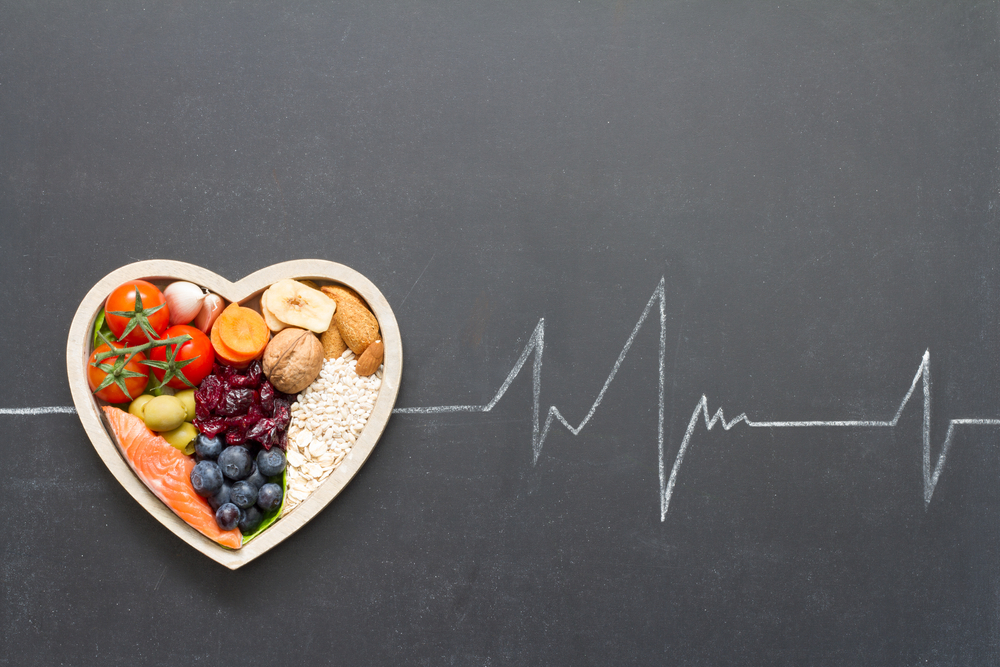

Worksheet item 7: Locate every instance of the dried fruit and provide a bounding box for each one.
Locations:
[259,290,286,332]
[264,279,336,333]
[193,361,293,450]
[262,328,325,394]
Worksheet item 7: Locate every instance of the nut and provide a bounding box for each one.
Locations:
[262,328,325,393]
[355,340,384,376]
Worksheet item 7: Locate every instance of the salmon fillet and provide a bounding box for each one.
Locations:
[103,406,242,549]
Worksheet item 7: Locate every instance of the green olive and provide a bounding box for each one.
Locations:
[175,389,196,421]
[162,422,198,454]
[128,394,155,419]
[142,395,187,432]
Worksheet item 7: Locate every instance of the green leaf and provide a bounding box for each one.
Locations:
[241,464,288,543]
[92,310,112,349]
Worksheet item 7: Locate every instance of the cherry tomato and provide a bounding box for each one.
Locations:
[105,280,170,345]
[149,324,216,389]
[87,343,150,404]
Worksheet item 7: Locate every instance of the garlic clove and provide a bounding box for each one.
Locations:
[164,281,206,326]
[195,293,226,334]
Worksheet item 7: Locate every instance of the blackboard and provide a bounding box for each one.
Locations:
[3,1,999,664]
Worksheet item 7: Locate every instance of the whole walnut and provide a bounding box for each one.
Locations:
[262,327,325,393]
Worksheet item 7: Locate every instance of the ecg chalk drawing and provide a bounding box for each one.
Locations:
[0,407,77,415]
[9,277,1000,520]
[394,277,1000,520]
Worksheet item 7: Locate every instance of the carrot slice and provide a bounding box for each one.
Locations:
[211,310,258,364]
[218,305,270,357]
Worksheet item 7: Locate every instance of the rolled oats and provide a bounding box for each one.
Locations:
[281,350,382,515]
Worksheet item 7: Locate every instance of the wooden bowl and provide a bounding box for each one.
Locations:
[66,260,402,569]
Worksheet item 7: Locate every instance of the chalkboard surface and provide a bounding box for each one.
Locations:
[2,2,999,664]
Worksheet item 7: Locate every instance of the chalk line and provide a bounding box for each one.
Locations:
[392,279,1000,521]
[0,406,77,415]
[666,351,1000,518]
[394,277,668,466]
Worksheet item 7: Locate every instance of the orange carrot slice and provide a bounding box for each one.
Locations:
[218,304,270,357]
[211,313,257,365]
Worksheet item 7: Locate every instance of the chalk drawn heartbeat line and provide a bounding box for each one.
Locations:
[8,278,1000,519]
[393,277,1000,520]
[672,355,1000,519]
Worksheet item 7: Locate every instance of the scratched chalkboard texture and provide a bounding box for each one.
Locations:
[2,1,999,665]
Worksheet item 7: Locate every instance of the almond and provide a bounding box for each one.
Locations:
[355,340,384,376]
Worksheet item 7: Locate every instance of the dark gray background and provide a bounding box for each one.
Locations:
[3,1,999,664]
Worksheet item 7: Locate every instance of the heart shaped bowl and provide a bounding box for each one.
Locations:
[66,260,402,569]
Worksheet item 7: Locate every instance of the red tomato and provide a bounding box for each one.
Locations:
[149,324,216,389]
[105,280,170,345]
[87,343,150,403]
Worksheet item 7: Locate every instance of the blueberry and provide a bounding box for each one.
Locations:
[207,482,232,512]
[190,461,224,497]
[256,483,283,512]
[245,463,267,489]
[215,503,241,531]
[230,481,258,509]
[194,433,224,460]
[238,506,263,534]
[257,448,286,477]
[218,446,253,480]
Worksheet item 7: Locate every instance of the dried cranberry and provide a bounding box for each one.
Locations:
[193,362,294,453]
[194,401,211,421]
[218,388,255,417]
[245,360,263,387]
[274,428,288,450]
[193,416,228,438]
[214,362,237,381]
[259,382,275,414]
[229,361,261,387]
[246,418,275,445]
[226,425,247,446]
[196,375,225,412]
[223,416,245,430]
[273,399,291,426]
[241,404,264,430]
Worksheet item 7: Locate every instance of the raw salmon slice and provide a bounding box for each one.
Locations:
[102,406,242,549]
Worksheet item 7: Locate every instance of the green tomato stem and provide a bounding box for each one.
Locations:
[92,334,193,364]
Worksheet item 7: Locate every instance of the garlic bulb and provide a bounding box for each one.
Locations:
[195,293,226,334]
[164,281,205,325]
